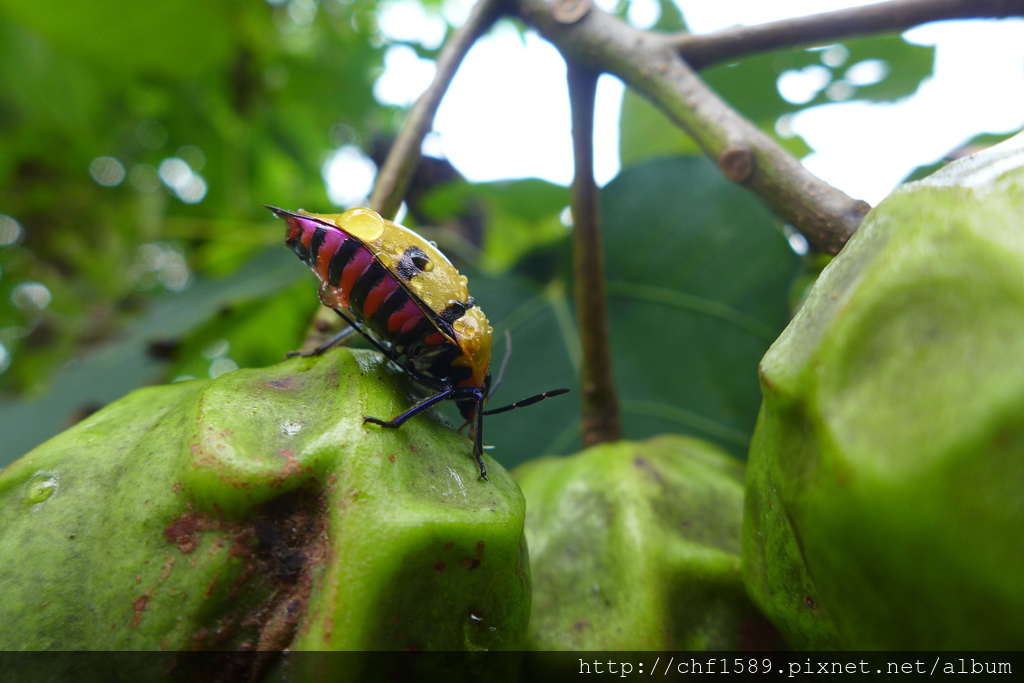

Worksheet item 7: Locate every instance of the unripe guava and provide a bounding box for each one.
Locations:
[743,132,1024,649]
[515,435,781,652]
[0,349,528,676]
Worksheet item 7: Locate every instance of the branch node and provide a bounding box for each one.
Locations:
[553,0,590,25]
[718,145,755,183]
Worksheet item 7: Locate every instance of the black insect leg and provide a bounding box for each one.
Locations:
[467,394,488,481]
[363,386,456,429]
[285,325,357,358]
[331,309,395,359]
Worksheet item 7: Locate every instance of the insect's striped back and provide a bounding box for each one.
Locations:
[269,204,565,482]
[272,206,483,387]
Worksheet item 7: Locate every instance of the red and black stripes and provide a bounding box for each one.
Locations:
[270,204,568,481]
[275,207,466,383]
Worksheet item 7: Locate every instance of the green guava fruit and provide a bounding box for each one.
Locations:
[515,435,781,652]
[743,132,1024,649]
[0,349,528,676]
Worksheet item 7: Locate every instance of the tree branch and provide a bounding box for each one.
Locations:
[302,1,504,352]
[516,0,870,253]
[369,0,506,219]
[673,0,1024,70]
[567,60,621,447]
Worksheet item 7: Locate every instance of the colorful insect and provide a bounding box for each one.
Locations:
[267,205,567,480]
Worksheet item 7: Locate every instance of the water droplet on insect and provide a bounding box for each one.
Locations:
[343,207,385,241]
[25,473,59,505]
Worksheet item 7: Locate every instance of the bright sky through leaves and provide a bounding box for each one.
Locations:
[336,0,1024,206]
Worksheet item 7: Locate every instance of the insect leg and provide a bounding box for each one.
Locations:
[285,325,357,358]
[331,309,395,358]
[285,307,387,359]
[363,385,456,429]
[482,388,570,416]
[469,393,488,481]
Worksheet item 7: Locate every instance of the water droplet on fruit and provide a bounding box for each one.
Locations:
[462,610,493,651]
[25,473,59,505]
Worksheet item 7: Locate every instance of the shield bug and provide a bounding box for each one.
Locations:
[267,205,567,480]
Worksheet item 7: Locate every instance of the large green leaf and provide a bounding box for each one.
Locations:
[455,156,800,467]
[601,156,800,458]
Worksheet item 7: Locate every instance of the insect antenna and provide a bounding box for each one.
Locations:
[487,329,514,399]
[481,388,570,416]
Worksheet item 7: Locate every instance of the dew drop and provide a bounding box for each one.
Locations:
[25,473,59,505]
[462,610,493,651]
[343,207,385,241]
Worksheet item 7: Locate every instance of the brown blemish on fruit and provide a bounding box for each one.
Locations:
[323,617,334,646]
[267,377,295,391]
[462,541,485,570]
[164,509,225,554]
[131,594,149,628]
[167,487,330,679]
[158,556,176,584]
[275,448,305,484]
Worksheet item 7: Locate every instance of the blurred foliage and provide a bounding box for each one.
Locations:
[620,35,935,168]
[0,0,970,470]
[0,0,390,397]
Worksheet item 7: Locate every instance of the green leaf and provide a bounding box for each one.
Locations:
[702,35,934,123]
[456,156,800,468]
[418,178,571,272]
[600,156,800,458]
[618,88,703,168]
[0,0,235,80]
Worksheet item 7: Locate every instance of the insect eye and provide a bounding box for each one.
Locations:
[441,300,467,323]
[412,251,430,271]
[398,246,431,280]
